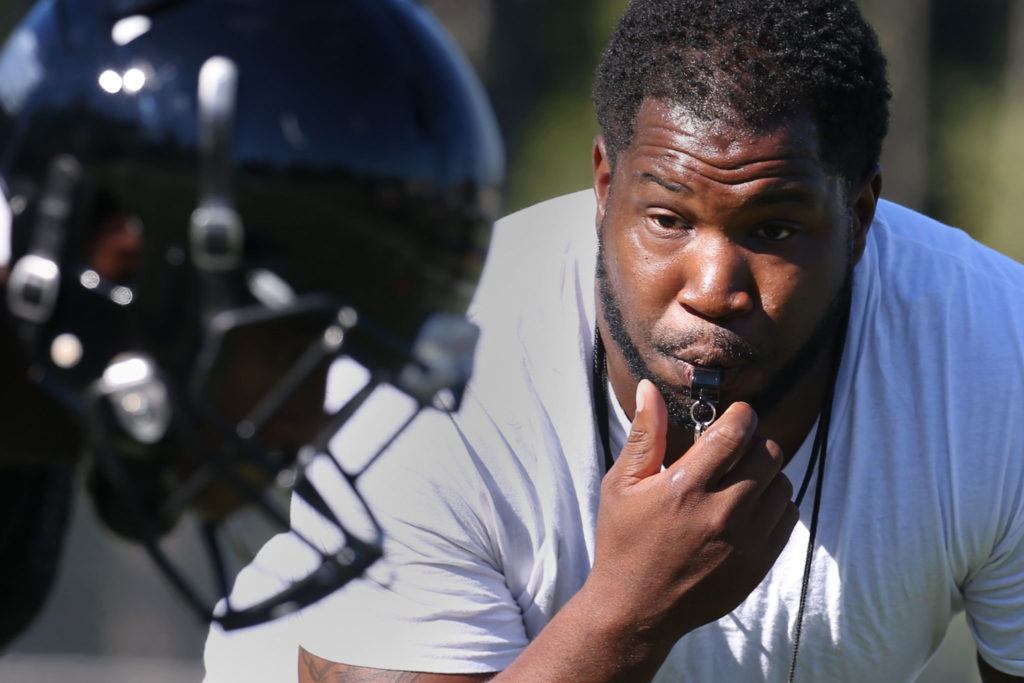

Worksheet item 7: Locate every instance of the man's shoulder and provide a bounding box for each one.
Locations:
[865,200,1024,349]
[872,200,1024,292]
[469,188,598,346]
[479,190,596,284]
[494,189,596,236]
[859,201,1024,442]
[462,190,604,489]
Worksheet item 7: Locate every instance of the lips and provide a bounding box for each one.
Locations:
[672,348,744,367]
[666,355,748,392]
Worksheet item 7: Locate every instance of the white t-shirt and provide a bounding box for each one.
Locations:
[203,191,1024,682]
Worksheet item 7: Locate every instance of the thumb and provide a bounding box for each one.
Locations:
[611,379,668,483]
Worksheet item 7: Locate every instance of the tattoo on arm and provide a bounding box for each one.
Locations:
[298,647,494,682]
[300,647,341,682]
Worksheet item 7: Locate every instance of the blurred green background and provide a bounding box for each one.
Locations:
[0,1,1018,681]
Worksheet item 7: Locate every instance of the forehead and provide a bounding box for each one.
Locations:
[619,98,832,192]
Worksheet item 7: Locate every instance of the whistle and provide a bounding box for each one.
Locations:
[689,366,722,439]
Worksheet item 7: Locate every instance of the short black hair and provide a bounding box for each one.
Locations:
[594,0,891,184]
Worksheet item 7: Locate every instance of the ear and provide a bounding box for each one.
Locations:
[593,135,612,231]
[850,170,882,264]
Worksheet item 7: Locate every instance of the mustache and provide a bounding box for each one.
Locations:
[651,326,761,363]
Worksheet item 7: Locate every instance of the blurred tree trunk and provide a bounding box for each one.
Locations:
[985,0,1024,262]
[859,0,931,210]
[485,0,626,210]
[424,0,495,69]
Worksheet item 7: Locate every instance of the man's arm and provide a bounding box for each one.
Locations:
[297,382,797,681]
[299,648,493,682]
[978,654,1024,682]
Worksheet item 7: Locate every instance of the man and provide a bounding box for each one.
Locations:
[205,0,1024,680]
[0,0,501,648]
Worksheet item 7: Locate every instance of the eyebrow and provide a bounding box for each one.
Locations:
[638,172,692,194]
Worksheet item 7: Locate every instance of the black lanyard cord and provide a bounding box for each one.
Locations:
[591,327,615,473]
[786,301,848,682]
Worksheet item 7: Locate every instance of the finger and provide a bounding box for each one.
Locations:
[667,401,757,488]
[752,471,795,533]
[610,379,668,483]
[766,501,799,561]
[717,437,786,498]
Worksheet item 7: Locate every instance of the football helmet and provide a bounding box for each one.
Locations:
[0,0,503,629]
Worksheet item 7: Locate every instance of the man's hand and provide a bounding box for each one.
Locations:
[294,380,800,683]
[586,379,799,646]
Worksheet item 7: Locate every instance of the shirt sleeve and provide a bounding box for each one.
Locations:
[205,360,533,680]
[292,407,529,673]
[963,461,1024,677]
[202,533,311,683]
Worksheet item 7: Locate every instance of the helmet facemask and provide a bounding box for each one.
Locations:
[1,0,501,630]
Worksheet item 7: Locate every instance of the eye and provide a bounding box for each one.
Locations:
[648,213,689,232]
[753,223,798,241]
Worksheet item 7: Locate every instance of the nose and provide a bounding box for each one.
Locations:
[675,236,755,320]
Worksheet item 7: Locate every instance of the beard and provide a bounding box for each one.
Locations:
[596,228,853,429]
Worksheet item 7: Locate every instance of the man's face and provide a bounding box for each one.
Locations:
[595,99,864,426]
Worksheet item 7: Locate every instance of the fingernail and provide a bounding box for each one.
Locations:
[635,380,646,415]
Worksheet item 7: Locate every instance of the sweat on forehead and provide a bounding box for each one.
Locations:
[593,0,891,183]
